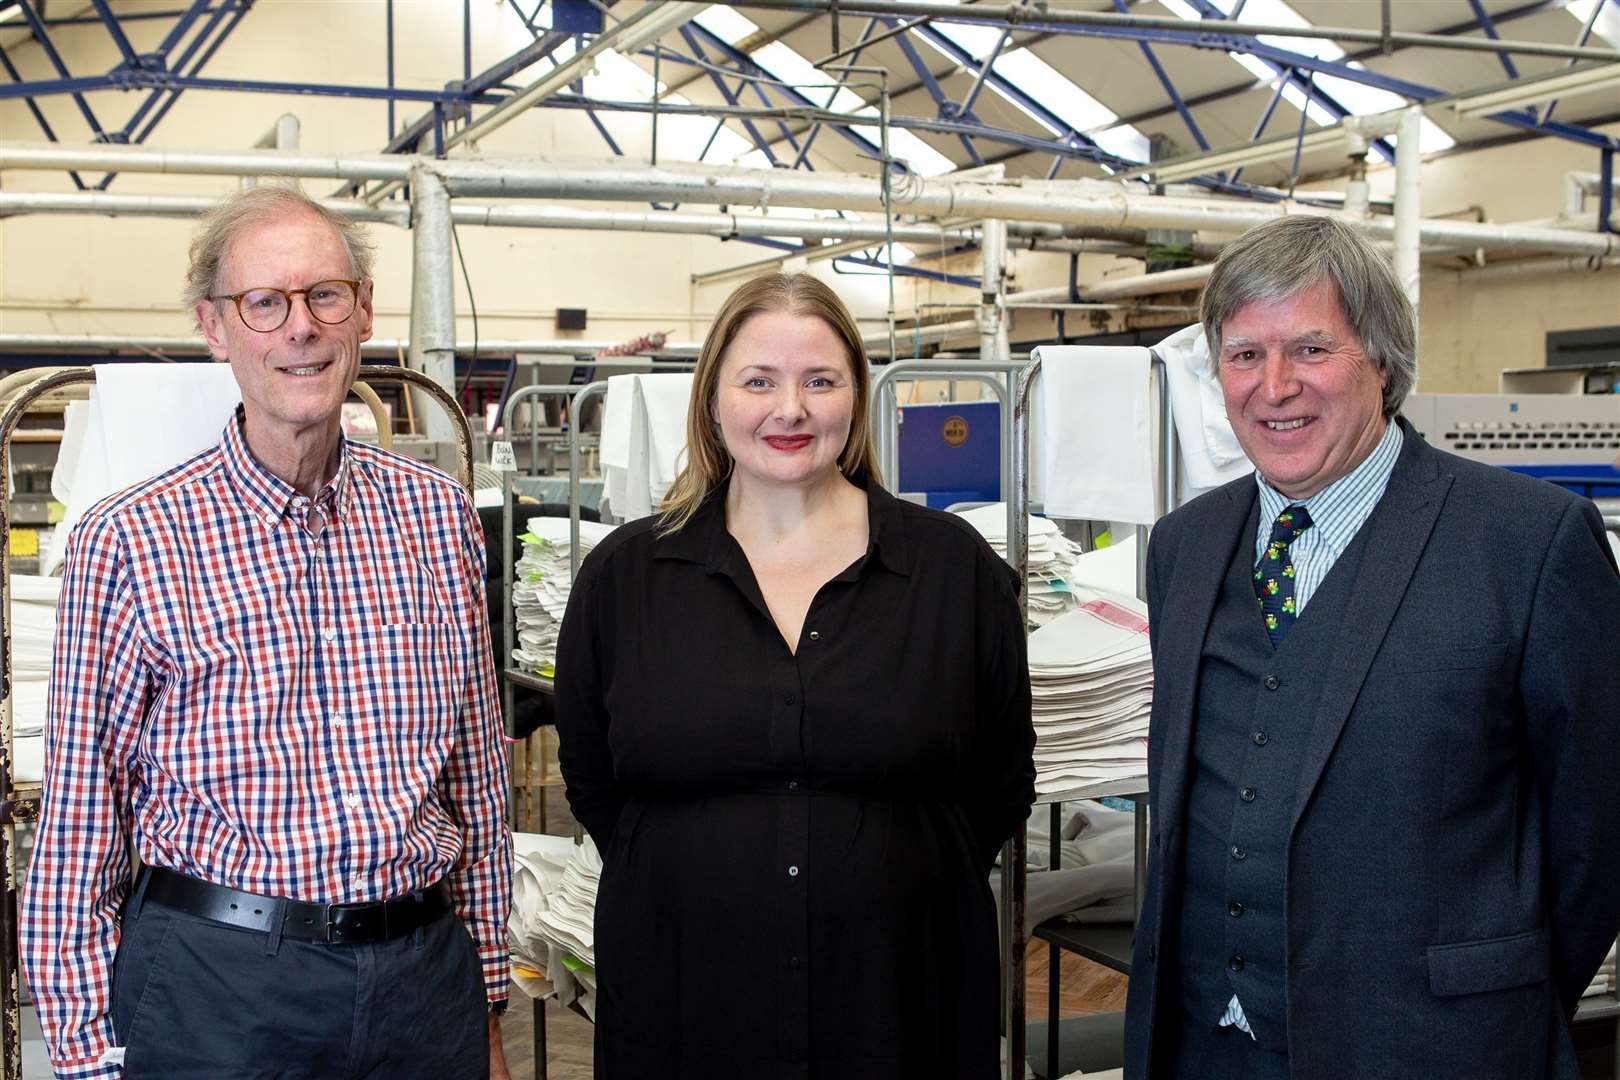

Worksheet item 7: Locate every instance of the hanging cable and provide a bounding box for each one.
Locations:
[452,218,480,400]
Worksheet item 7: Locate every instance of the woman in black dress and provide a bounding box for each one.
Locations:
[554,272,1034,1079]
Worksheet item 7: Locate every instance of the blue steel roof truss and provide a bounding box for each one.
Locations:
[0,0,1614,197]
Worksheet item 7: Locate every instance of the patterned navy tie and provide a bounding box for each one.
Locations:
[1254,504,1314,649]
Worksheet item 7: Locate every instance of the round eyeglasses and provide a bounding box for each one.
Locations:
[209,279,362,333]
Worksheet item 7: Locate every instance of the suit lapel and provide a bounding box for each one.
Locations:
[1289,424,1453,831]
[1154,480,1256,831]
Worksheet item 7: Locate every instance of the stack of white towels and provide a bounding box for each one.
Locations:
[5,575,61,784]
[510,518,616,677]
[951,504,1086,627]
[1585,943,1617,1000]
[1025,590,1153,797]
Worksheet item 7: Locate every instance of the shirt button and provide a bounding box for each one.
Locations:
[787,865,800,878]
[1230,845,1247,861]
[322,627,337,643]
[1240,786,1258,803]
[784,693,796,706]
[345,793,361,809]
[807,631,820,641]
[789,955,802,970]
[1263,674,1280,691]
[1229,955,1246,972]
[1252,730,1269,746]
[332,713,345,727]
[1229,901,1246,918]
[787,780,800,791]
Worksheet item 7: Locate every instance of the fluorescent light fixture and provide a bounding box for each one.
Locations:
[1449,63,1620,118]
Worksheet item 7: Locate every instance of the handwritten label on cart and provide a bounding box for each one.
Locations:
[490,441,517,472]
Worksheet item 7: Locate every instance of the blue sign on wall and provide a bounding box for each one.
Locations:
[897,400,1001,509]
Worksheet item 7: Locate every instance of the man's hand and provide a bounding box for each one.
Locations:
[489,1009,511,1080]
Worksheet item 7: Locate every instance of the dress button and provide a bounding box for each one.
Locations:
[1263,674,1280,691]
[787,865,799,878]
[1252,730,1269,746]
[1230,845,1247,861]
[1240,786,1257,803]
[808,631,820,641]
[1229,901,1245,918]
[1229,956,1245,972]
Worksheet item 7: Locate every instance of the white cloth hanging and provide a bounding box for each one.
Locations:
[1032,345,1158,525]
[1155,322,1254,500]
[46,363,242,573]
[600,373,693,520]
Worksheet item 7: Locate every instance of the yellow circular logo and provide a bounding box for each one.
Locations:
[943,416,969,447]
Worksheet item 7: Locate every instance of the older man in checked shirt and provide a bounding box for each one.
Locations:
[21,185,513,1079]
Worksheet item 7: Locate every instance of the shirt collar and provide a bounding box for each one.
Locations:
[1255,418,1403,560]
[220,405,353,533]
[653,471,911,578]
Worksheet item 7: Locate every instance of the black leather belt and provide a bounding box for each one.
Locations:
[142,867,451,945]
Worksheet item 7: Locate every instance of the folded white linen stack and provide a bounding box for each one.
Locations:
[510,518,618,677]
[6,574,62,784]
[1585,943,1617,998]
[1025,592,1153,796]
[508,831,580,974]
[951,504,1086,627]
[533,835,603,967]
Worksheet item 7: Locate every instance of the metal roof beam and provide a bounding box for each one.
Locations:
[724,1,1620,61]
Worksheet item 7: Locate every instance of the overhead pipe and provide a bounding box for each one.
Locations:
[407,167,457,442]
[0,191,974,246]
[2,144,1616,256]
[1394,108,1424,338]
[0,326,973,360]
[1564,171,1620,219]
[1460,255,1620,281]
[1007,263,1215,304]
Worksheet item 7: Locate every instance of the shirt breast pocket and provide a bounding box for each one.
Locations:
[365,622,464,737]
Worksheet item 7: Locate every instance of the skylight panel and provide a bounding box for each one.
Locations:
[749,41,867,113]
[1094,124,1152,163]
[929,19,1009,59]
[850,124,959,176]
[1567,0,1620,49]
[582,47,667,100]
[993,49,1119,133]
[693,4,761,46]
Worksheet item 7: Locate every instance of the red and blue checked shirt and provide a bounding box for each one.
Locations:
[20,412,512,1078]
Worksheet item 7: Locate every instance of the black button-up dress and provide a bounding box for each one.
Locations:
[554,477,1035,1080]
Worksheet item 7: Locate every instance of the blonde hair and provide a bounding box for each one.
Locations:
[658,272,881,534]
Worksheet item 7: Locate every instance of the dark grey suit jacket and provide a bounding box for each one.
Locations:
[1124,419,1620,1080]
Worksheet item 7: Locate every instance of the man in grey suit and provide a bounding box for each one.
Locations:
[1124,214,1620,1080]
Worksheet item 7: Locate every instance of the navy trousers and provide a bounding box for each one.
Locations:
[1163,1004,1291,1080]
[110,876,489,1080]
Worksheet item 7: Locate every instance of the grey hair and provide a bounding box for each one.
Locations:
[1200,215,1416,417]
[184,184,375,329]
